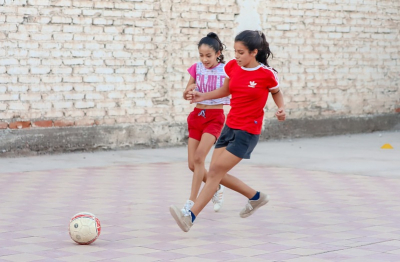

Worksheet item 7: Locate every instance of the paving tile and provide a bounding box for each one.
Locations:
[1,162,399,261]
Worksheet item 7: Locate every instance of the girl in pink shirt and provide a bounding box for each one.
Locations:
[178,32,230,218]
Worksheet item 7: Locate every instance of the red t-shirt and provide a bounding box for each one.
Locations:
[224,59,279,135]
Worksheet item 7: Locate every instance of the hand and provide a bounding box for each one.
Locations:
[275,108,286,121]
[183,84,197,100]
[189,90,204,104]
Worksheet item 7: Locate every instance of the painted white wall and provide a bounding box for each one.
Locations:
[235,0,262,34]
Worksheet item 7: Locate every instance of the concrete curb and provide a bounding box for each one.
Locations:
[0,114,399,155]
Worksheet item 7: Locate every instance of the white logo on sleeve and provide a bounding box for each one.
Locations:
[248,81,257,88]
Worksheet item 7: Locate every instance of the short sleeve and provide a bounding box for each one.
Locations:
[187,63,197,78]
[266,69,279,90]
[223,59,236,79]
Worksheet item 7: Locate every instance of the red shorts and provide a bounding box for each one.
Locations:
[187,108,225,141]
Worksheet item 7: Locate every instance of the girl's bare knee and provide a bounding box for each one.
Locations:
[188,162,194,172]
[193,151,206,165]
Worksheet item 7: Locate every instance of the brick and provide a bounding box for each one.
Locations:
[94,35,114,41]
[35,17,51,24]
[103,10,122,17]
[85,93,104,100]
[31,67,51,74]
[31,85,52,92]
[0,58,18,66]
[52,67,72,74]
[63,59,84,65]
[8,102,30,112]
[96,85,115,92]
[7,67,29,75]
[17,7,38,15]
[54,120,74,127]
[43,93,63,101]
[74,67,94,74]
[41,76,62,83]
[72,33,93,41]
[114,2,134,9]
[106,43,124,50]
[135,20,153,27]
[45,111,64,118]
[52,0,71,6]
[72,1,93,8]
[65,93,84,100]
[63,25,83,33]
[6,15,24,23]
[73,17,92,25]
[86,109,106,117]
[94,118,115,125]
[95,68,113,74]
[105,76,124,83]
[0,24,18,31]
[53,33,73,41]
[74,119,94,126]
[83,76,103,83]
[31,34,52,41]
[0,122,8,129]
[75,101,95,109]
[108,108,126,116]
[396,108,400,113]
[28,0,50,5]
[94,1,114,8]
[53,102,72,109]
[9,121,31,129]
[32,120,53,128]
[31,102,52,109]
[71,50,91,57]
[113,51,131,58]
[20,94,41,101]
[29,50,50,58]
[93,18,113,25]
[19,76,41,84]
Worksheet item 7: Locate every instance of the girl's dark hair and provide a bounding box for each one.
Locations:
[198,32,225,63]
[235,30,274,68]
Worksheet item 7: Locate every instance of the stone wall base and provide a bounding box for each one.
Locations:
[1,114,399,156]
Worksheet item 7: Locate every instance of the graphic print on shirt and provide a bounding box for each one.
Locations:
[193,62,230,105]
[248,81,257,88]
[196,73,226,93]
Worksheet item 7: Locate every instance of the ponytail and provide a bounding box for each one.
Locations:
[235,30,275,70]
[198,32,226,63]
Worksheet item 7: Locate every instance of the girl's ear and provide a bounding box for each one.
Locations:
[216,50,221,58]
[251,49,258,57]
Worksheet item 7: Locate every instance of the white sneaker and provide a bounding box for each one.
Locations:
[240,192,269,218]
[170,205,193,232]
[212,185,224,212]
[181,200,194,216]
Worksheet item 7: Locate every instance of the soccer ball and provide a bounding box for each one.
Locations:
[69,212,101,245]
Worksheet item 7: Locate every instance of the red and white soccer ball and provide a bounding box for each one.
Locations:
[69,212,101,245]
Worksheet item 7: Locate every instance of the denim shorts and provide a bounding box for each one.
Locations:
[215,125,259,159]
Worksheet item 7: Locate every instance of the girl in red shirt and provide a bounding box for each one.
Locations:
[170,30,286,232]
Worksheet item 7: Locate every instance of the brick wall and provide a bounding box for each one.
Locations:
[0,0,399,135]
[259,0,400,119]
[0,0,239,131]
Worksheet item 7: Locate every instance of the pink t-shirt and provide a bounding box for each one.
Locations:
[187,62,230,105]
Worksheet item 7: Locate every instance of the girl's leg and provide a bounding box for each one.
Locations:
[206,147,257,199]
[189,133,216,201]
[187,138,199,173]
[191,148,244,216]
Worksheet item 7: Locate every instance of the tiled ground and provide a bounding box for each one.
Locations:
[1,162,400,261]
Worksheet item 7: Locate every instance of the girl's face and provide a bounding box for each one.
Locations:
[234,41,258,68]
[198,44,220,69]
